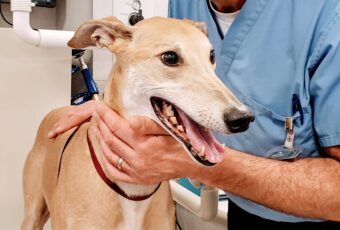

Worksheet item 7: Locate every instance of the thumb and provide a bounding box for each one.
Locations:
[128,116,169,135]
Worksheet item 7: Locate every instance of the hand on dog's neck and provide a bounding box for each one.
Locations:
[210,0,246,13]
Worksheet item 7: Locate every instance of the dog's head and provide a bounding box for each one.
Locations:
[69,17,254,166]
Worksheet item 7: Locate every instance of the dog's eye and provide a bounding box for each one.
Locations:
[161,51,179,66]
[210,50,215,64]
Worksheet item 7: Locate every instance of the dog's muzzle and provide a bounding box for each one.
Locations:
[224,108,255,133]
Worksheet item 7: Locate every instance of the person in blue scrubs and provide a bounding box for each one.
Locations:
[49,0,340,228]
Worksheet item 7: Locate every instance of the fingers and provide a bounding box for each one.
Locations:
[48,101,96,138]
[128,116,169,135]
[94,103,140,145]
[95,103,169,137]
[93,126,134,183]
[100,149,134,183]
[94,114,136,163]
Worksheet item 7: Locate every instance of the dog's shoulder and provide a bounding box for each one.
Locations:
[37,106,73,136]
[32,106,78,150]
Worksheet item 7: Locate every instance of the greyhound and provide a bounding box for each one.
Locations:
[21,17,254,230]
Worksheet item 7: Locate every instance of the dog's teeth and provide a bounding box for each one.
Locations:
[166,107,174,117]
[169,111,175,117]
[162,104,169,116]
[169,116,178,125]
[167,106,175,117]
[222,143,225,147]
[198,146,205,157]
[162,103,175,117]
[177,125,184,132]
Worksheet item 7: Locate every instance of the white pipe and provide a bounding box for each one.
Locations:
[11,0,74,48]
[12,11,40,46]
[170,180,226,223]
[39,29,74,47]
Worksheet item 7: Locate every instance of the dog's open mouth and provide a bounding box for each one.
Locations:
[151,97,224,166]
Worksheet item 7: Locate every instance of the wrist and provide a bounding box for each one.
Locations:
[186,160,218,185]
[192,147,231,186]
[179,147,230,183]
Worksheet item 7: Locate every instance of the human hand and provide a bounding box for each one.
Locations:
[92,103,199,185]
[48,100,97,138]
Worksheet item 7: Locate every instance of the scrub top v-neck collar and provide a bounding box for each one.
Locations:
[204,0,269,75]
[206,0,225,39]
[202,0,223,51]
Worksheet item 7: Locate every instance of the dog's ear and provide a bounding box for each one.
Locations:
[183,19,208,37]
[68,16,134,51]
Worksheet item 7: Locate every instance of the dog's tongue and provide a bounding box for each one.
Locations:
[176,107,224,164]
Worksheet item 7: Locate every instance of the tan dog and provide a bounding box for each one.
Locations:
[21,17,254,230]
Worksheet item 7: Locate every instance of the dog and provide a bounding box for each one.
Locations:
[21,16,254,230]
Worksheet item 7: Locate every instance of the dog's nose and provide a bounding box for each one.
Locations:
[224,108,255,133]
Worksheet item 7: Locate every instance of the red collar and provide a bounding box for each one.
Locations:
[87,131,160,201]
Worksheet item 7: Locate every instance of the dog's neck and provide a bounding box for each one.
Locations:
[103,63,126,115]
[104,60,156,119]
[96,61,160,230]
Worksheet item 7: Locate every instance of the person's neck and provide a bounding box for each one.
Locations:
[210,0,246,13]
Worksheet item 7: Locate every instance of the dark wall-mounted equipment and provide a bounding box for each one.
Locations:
[32,0,57,8]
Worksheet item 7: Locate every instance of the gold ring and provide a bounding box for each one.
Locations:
[116,157,124,171]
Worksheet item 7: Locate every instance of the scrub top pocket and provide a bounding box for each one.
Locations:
[214,94,319,159]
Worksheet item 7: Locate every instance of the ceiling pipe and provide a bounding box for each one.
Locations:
[11,0,74,48]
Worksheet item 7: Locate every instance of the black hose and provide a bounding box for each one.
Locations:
[0,1,12,26]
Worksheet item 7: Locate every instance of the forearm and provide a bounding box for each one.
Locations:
[194,148,340,221]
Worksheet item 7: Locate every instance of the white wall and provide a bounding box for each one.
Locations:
[0,28,70,230]
[56,0,93,30]
[92,0,169,82]
[0,2,91,228]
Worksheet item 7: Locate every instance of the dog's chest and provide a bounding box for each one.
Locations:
[119,197,152,230]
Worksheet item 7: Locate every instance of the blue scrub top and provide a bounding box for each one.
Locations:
[169,0,340,222]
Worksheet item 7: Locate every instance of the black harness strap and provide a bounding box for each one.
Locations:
[56,125,81,183]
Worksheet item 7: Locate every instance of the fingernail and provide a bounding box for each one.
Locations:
[47,131,54,138]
